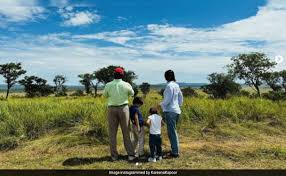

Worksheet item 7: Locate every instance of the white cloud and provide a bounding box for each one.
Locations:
[0,0,45,23]
[73,30,137,45]
[58,6,101,27]
[63,11,100,26]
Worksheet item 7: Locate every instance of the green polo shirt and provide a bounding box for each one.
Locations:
[103,79,134,106]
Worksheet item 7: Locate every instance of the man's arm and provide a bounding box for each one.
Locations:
[126,83,134,97]
[160,85,173,109]
[103,84,109,97]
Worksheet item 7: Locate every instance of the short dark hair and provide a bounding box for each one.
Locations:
[133,97,144,105]
[149,107,158,115]
[164,70,176,82]
[114,72,124,79]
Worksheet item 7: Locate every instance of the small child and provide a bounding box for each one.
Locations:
[146,107,164,162]
[129,97,145,157]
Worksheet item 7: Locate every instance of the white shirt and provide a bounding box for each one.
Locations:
[148,114,162,135]
[160,81,183,114]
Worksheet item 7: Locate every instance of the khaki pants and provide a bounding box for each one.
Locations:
[130,124,145,157]
[108,105,134,158]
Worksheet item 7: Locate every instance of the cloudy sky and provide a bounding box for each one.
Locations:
[0,0,285,85]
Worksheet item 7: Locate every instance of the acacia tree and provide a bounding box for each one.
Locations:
[228,53,276,97]
[95,65,137,85]
[19,76,53,97]
[262,72,282,92]
[95,65,138,95]
[202,73,241,99]
[0,62,26,99]
[78,73,96,95]
[53,75,67,96]
[139,82,151,97]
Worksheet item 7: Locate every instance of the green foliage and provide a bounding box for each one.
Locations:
[228,52,276,97]
[95,65,137,84]
[202,73,241,99]
[263,91,286,101]
[70,90,85,96]
[19,76,54,97]
[281,70,286,92]
[262,72,282,92]
[181,87,198,97]
[53,75,67,96]
[0,62,26,99]
[131,83,139,97]
[139,82,151,97]
[0,95,285,148]
[78,73,96,95]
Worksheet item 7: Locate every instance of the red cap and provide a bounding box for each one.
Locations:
[114,67,124,75]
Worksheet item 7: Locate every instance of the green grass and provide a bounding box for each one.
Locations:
[0,91,286,169]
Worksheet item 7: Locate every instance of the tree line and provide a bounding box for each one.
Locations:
[0,52,286,100]
[0,64,152,99]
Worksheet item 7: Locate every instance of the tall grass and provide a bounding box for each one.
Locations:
[0,95,286,148]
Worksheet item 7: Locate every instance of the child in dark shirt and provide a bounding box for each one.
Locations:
[129,97,145,157]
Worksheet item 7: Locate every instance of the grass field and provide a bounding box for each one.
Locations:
[0,90,286,169]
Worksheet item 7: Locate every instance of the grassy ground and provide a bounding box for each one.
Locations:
[0,91,286,169]
[0,121,286,169]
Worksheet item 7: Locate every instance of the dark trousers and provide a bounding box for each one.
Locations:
[149,134,162,158]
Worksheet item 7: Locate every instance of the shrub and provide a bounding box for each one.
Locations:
[181,87,198,97]
[263,91,286,101]
[202,73,241,99]
[71,90,85,96]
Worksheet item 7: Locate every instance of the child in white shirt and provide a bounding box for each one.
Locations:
[146,107,164,162]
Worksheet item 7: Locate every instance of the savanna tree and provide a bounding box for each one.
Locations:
[202,73,241,99]
[139,82,151,97]
[228,53,276,97]
[0,62,26,99]
[95,65,137,84]
[262,72,282,92]
[95,65,138,95]
[53,75,67,96]
[78,73,96,95]
[19,76,53,97]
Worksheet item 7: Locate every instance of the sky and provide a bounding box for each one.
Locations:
[0,0,286,85]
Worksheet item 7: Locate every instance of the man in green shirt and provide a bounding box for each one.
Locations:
[103,67,135,161]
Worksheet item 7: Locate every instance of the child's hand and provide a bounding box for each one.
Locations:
[137,126,141,132]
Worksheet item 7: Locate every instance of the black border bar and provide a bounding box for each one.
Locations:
[0,170,285,176]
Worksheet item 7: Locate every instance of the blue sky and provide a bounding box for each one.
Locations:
[0,0,285,85]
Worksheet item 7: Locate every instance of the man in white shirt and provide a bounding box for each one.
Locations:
[160,70,183,158]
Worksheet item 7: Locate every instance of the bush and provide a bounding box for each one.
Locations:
[202,73,241,99]
[239,90,251,97]
[0,137,19,151]
[263,91,286,101]
[181,87,198,97]
[71,90,85,96]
